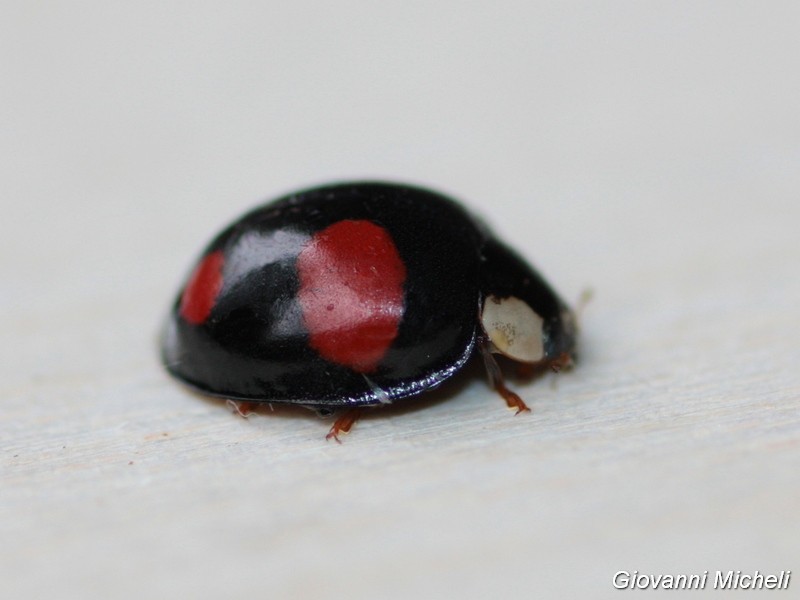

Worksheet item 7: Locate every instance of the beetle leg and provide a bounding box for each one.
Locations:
[479,340,531,414]
[515,362,537,379]
[326,408,363,443]
[550,352,574,373]
[227,400,257,417]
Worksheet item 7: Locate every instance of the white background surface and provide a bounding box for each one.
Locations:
[2,2,799,598]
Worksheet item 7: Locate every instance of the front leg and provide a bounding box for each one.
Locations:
[478,339,531,415]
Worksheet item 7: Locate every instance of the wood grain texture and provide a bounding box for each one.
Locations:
[2,2,799,599]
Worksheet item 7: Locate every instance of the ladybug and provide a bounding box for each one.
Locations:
[161,182,576,440]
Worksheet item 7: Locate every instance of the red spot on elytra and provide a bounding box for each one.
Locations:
[297,220,407,373]
[180,250,224,325]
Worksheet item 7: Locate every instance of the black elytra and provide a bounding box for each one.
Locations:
[161,182,577,439]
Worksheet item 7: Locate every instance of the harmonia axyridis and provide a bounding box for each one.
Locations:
[161,182,576,440]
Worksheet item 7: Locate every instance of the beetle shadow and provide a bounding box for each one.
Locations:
[368,354,568,418]
[185,354,559,425]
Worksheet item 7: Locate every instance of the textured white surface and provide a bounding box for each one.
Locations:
[2,2,799,599]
